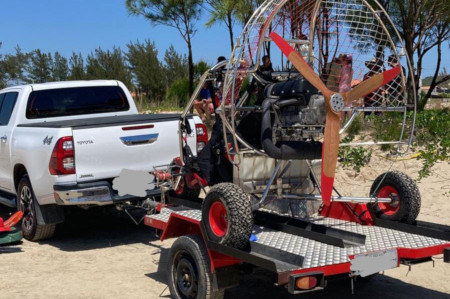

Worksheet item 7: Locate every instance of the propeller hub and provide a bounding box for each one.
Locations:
[330,93,345,113]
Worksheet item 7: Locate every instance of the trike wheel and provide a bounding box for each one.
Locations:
[369,171,421,224]
[202,183,253,249]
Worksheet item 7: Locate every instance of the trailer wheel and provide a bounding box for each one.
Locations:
[167,235,224,299]
[202,183,253,249]
[369,171,421,224]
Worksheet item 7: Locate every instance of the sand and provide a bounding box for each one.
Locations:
[0,158,449,299]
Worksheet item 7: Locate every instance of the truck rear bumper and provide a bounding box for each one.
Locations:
[54,182,161,206]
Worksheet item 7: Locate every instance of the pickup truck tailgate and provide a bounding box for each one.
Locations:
[73,118,183,182]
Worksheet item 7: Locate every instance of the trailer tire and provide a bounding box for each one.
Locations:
[202,183,253,249]
[17,175,56,241]
[369,171,421,224]
[167,235,225,299]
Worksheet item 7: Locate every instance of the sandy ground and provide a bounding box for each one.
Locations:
[0,157,449,299]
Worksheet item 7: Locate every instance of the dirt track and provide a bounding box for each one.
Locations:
[0,161,449,299]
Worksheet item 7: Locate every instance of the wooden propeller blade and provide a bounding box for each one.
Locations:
[344,66,401,105]
[4,211,23,228]
[321,110,341,206]
[270,32,333,98]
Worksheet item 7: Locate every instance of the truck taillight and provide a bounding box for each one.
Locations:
[49,137,75,175]
[196,123,208,153]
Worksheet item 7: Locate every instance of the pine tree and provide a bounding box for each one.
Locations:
[126,39,166,101]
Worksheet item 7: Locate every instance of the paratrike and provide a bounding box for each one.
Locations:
[144,0,450,297]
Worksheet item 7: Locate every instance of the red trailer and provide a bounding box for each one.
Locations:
[144,199,449,298]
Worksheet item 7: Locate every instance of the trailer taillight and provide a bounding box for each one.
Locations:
[49,137,75,175]
[196,123,208,153]
[295,276,317,290]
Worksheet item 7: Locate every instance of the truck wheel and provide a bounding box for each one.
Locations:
[17,175,56,241]
[167,235,225,299]
[202,183,253,249]
[369,171,421,224]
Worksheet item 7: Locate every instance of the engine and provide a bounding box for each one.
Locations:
[265,77,326,142]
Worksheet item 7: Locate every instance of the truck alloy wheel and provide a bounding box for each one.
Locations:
[369,171,421,224]
[17,175,56,241]
[19,185,35,232]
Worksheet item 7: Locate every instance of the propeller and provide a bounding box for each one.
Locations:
[270,32,400,205]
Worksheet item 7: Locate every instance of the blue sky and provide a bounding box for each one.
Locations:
[0,0,447,77]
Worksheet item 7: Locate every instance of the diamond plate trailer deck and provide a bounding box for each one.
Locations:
[144,205,450,295]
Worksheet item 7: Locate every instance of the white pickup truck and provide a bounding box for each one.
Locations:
[0,80,203,241]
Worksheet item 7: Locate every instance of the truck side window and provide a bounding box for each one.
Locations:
[0,92,18,125]
[0,94,5,108]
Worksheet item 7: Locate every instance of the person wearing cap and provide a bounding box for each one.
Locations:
[363,58,383,117]
[386,55,406,102]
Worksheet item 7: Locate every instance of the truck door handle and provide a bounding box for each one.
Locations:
[1,135,7,143]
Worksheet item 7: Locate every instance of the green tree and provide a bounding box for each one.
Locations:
[234,0,264,26]
[164,45,188,86]
[421,6,450,107]
[26,49,53,83]
[86,47,132,86]
[0,43,5,88]
[1,46,29,85]
[389,0,449,105]
[126,39,166,101]
[69,52,86,80]
[52,51,69,81]
[194,60,209,79]
[205,0,238,50]
[126,0,203,96]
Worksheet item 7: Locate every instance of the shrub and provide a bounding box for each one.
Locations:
[346,113,363,135]
[338,135,373,173]
[414,109,450,179]
[166,78,190,108]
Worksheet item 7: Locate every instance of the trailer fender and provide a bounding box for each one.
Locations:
[155,212,242,274]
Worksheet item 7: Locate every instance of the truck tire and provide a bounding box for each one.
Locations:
[17,175,56,241]
[202,183,253,249]
[369,171,421,224]
[167,235,225,299]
